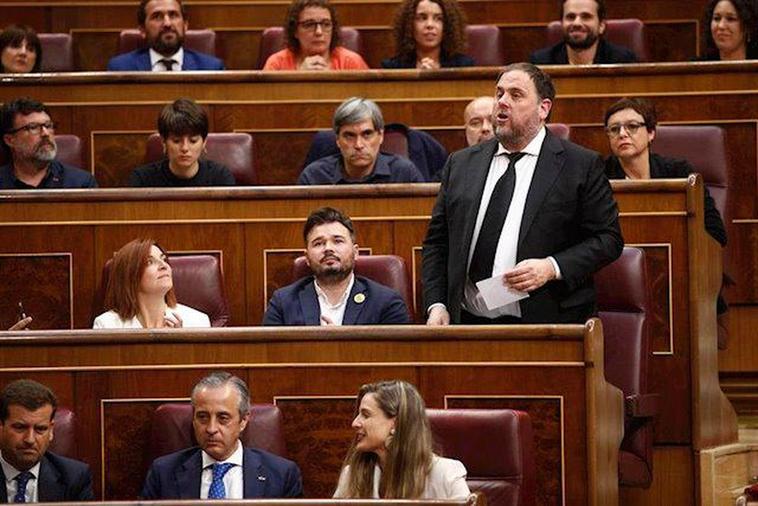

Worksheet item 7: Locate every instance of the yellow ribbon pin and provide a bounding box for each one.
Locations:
[354,293,366,304]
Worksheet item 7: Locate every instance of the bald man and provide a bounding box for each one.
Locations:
[464,96,495,147]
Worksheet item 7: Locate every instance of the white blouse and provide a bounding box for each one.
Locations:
[93,303,211,328]
[333,455,470,499]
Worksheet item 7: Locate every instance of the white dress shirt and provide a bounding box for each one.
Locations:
[1,451,40,503]
[92,303,210,328]
[314,273,355,326]
[149,48,184,71]
[200,440,244,499]
[464,127,560,318]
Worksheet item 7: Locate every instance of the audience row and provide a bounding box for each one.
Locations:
[2,0,758,74]
[0,374,469,501]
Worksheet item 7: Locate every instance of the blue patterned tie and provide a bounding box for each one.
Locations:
[14,471,33,503]
[208,462,234,499]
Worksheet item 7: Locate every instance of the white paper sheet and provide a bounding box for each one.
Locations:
[475,275,529,310]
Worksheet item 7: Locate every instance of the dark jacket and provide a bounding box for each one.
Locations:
[529,38,638,64]
[381,53,475,68]
[107,48,225,71]
[0,161,97,189]
[129,159,236,187]
[0,452,94,502]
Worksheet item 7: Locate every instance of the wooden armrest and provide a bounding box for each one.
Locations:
[625,393,660,418]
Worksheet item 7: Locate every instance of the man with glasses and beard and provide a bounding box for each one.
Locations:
[107,0,224,71]
[1,98,97,189]
[529,0,637,65]
[263,207,410,325]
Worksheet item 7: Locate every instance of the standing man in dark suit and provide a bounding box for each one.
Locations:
[0,379,94,502]
[529,0,637,65]
[263,207,410,325]
[423,62,623,325]
[141,372,302,499]
[107,0,225,71]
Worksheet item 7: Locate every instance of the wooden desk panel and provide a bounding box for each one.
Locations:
[0,323,623,506]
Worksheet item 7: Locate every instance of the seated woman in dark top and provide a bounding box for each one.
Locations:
[381,0,474,69]
[0,24,42,73]
[696,0,758,60]
[129,98,236,187]
[604,97,730,331]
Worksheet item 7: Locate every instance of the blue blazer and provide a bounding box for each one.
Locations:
[0,452,94,502]
[141,446,302,499]
[263,275,410,325]
[107,48,225,71]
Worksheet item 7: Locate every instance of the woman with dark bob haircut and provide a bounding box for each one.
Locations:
[263,0,368,70]
[697,0,758,60]
[93,238,210,328]
[334,380,470,499]
[0,24,42,73]
[381,0,473,69]
[129,98,236,187]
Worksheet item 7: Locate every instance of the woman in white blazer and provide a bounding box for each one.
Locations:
[334,380,470,499]
[93,238,210,329]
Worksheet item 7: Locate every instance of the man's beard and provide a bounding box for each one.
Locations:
[152,30,184,55]
[315,263,353,284]
[564,30,599,50]
[30,140,57,167]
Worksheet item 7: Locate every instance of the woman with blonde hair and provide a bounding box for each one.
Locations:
[93,238,210,328]
[334,380,470,499]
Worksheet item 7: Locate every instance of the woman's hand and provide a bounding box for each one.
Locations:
[299,55,329,70]
[417,57,440,70]
[164,310,184,328]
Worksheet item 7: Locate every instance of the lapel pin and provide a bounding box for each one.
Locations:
[354,293,366,304]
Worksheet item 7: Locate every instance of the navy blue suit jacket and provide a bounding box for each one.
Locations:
[0,452,94,502]
[263,275,410,325]
[141,446,302,499]
[107,48,225,71]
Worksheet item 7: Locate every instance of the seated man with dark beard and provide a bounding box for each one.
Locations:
[262,207,410,325]
[529,0,637,65]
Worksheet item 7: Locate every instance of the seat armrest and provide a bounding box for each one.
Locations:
[625,393,660,418]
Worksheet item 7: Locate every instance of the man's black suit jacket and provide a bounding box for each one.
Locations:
[0,452,94,502]
[422,131,623,323]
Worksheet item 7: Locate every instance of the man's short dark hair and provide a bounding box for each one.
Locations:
[157,98,209,139]
[604,97,657,132]
[138,0,187,26]
[303,207,356,243]
[0,379,58,422]
[1,97,50,155]
[497,62,556,102]
[192,371,250,419]
[561,0,607,21]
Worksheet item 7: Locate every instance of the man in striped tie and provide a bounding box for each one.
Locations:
[141,372,302,499]
[0,379,94,502]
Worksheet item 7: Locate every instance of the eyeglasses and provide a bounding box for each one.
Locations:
[297,19,333,31]
[605,121,646,138]
[7,121,55,135]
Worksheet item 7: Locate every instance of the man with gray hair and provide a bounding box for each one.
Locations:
[141,371,302,500]
[1,98,97,189]
[298,97,424,184]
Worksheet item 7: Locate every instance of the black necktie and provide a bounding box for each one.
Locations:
[469,151,526,283]
[159,58,176,71]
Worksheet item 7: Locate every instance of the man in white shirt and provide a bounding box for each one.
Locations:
[0,379,93,502]
[263,207,411,325]
[141,372,302,499]
[423,62,623,324]
[107,0,225,71]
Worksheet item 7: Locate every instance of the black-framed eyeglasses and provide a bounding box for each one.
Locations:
[605,121,646,138]
[297,19,333,31]
[7,121,55,135]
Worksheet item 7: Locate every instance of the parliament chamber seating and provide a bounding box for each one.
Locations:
[146,132,258,185]
[0,134,82,170]
[256,26,363,69]
[38,33,74,72]
[146,403,288,465]
[546,18,649,62]
[49,407,77,458]
[94,254,231,327]
[595,247,658,488]
[427,409,536,506]
[464,25,505,66]
[546,123,570,140]
[293,254,412,313]
[117,29,218,57]
[653,125,729,219]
